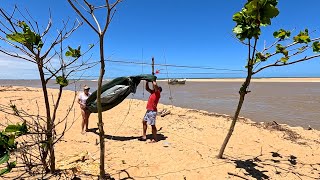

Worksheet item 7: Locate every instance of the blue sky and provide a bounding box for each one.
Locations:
[0,0,320,79]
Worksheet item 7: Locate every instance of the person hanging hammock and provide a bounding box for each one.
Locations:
[85,74,157,113]
[140,80,162,143]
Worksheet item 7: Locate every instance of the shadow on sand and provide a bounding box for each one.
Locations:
[86,128,168,142]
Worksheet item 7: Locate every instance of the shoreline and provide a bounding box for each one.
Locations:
[1,77,320,83]
[158,77,320,82]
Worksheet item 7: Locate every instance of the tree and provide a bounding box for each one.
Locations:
[67,0,121,179]
[0,6,91,173]
[218,0,320,158]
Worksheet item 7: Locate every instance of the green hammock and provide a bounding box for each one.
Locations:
[86,74,156,113]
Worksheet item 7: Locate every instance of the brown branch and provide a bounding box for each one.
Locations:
[41,19,82,60]
[0,47,36,64]
[262,39,281,53]
[42,12,52,37]
[67,0,99,34]
[253,54,320,74]
[111,0,122,10]
[0,8,18,33]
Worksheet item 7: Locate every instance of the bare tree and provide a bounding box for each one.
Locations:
[218,0,320,158]
[67,0,121,179]
[0,5,94,173]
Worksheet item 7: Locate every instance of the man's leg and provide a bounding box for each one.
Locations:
[151,125,157,142]
[142,121,147,140]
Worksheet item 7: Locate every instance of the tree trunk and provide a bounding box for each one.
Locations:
[217,67,253,159]
[217,91,246,158]
[37,63,55,172]
[97,36,106,179]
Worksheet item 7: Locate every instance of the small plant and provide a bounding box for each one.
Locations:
[0,122,28,175]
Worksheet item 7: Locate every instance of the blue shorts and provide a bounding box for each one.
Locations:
[143,110,157,126]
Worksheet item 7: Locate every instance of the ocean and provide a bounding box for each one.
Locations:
[1,79,319,130]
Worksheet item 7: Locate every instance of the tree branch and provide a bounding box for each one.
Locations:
[67,0,99,34]
[253,54,320,74]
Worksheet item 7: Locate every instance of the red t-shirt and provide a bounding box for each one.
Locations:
[146,90,161,111]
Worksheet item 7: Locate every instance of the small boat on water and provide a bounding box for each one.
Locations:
[168,78,186,85]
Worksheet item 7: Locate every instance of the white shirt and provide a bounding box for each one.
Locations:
[79,92,91,105]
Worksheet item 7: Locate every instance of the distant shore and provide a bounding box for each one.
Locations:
[158,77,320,82]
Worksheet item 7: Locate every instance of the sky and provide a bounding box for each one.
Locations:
[0,0,320,79]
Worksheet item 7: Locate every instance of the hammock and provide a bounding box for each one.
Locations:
[86,74,156,113]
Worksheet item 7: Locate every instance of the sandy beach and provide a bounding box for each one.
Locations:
[1,86,320,179]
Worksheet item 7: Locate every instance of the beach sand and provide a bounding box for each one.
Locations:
[0,86,319,179]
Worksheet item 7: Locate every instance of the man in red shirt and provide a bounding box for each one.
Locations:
[140,80,162,143]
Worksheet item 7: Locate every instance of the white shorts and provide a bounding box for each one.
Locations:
[143,110,157,126]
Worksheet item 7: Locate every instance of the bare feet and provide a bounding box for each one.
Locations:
[81,131,86,135]
[149,139,157,143]
[138,137,147,141]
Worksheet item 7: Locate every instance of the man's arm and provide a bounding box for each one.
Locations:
[145,81,153,94]
[152,81,159,92]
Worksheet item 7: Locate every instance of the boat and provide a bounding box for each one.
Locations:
[168,79,186,85]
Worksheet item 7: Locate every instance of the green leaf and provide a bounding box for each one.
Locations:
[56,76,69,87]
[65,46,81,58]
[65,51,72,57]
[0,167,10,176]
[4,122,28,137]
[233,0,279,41]
[280,57,289,63]
[273,29,291,39]
[312,41,320,53]
[0,153,9,164]
[276,44,285,53]
[6,22,43,50]
[7,135,15,147]
[233,25,243,34]
[282,49,288,56]
[0,161,16,176]
[293,30,311,43]
[263,3,279,19]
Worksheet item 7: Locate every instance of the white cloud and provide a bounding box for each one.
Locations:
[0,54,64,79]
[0,54,39,79]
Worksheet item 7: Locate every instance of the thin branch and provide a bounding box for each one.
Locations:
[42,19,82,60]
[67,0,99,34]
[41,12,52,37]
[0,47,36,64]
[253,54,320,74]
[262,39,281,53]
[111,0,122,10]
[0,8,18,33]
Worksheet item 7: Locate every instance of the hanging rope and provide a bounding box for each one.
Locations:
[141,48,145,98]
[163,51,174,109]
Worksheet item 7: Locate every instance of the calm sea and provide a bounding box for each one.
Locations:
[1,79,319,130]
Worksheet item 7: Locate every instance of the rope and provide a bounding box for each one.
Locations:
[163,51,174,109]
[66,58,246,73]
[110,95,134,140]
[106,59,246,72]
[141,49,145,98]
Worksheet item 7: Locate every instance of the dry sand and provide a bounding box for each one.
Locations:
[0,86,319,179]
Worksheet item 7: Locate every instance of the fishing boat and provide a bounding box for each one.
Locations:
[168,78,186,85]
